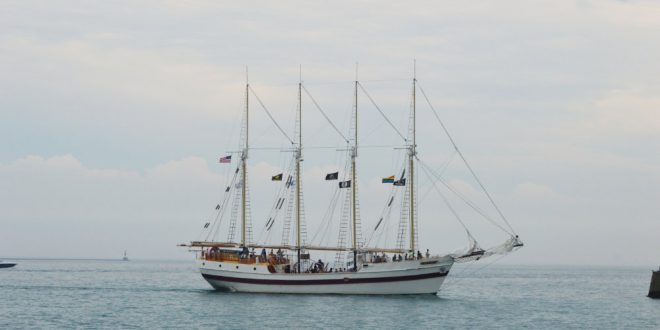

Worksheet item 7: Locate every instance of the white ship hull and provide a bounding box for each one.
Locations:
[199,256,454,295]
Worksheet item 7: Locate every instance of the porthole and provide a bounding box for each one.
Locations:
[253,267,257,271]
[236,265,239,269]
[202,262,205,266]
[218,264,222,268]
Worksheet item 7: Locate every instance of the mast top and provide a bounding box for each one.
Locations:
[413,59,417,81]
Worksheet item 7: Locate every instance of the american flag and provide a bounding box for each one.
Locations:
[219,155,231,163]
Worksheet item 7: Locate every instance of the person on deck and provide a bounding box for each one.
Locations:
[260,248,267,262]
[417,250,422,260]
[425,249,430,259]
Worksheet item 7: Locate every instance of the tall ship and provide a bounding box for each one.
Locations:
[180,65,523,294]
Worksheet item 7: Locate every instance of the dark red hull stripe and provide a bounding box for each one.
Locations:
[202,271,448,285]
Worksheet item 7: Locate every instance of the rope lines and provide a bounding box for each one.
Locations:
[301,84,349,143]
[417,82,517,235]
[248,85,294,144]
[357,82,407,142]
[256,155,296,244]
[417,158,513,236]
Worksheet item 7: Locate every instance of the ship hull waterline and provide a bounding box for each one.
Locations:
[199,257,453,295]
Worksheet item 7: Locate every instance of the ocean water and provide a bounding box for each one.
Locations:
[0,260,658,329]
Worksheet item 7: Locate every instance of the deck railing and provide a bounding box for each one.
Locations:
[202,251,289,265]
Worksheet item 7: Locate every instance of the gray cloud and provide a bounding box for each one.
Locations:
[1,0,659,266]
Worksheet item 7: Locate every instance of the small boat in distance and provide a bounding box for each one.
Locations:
[122,251,129,261]
[0,261,17,268]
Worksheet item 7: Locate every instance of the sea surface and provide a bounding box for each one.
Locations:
[0,260,658,329]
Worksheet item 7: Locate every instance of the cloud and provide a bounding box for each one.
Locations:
[0,35,241,121]
[512,182,565,202]
[2,0,660,266]
[0,155,223,258]
[576,88,660,138]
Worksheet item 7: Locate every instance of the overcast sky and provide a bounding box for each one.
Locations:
[1,0,659,266]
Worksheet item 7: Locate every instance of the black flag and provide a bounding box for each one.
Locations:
[374,218,383,230]
[393,178,406,186]
[215,204,221,210]
[339,180,351,188]
[203,222,210,228]
[225,186,230,192]
[272,173,283,181]
[325,172,339,180]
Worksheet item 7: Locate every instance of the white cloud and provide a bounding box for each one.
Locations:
[512,182,565,202]
[2,0,660,266]
[0,35,241,120]
[0,155,222,258]
[578,88,660,138]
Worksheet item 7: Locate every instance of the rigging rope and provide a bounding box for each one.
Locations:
[418,161,476,241]
[310,147,351,246]
[256,155,296,244]
[364,158,406,248]
[443,254,509,290]
[417,159,513,236]
[205,164,242,241]
[417,82,517,235]
[357,82,407,142]
[248,85,294,144]
[301,84,349,143]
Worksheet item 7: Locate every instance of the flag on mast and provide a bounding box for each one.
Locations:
[219,155,231,163]
[382,175,395,183]
[325,172,339,180]
[272,173,283,181]
[339,180,351,188]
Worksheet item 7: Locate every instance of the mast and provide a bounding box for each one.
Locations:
[352,67,358,271]
[241,68,249,246]
[409,61,416,254]
[296,72,302,273]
